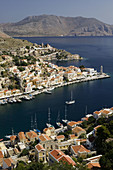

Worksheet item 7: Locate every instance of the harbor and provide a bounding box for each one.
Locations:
[0,36,113,140]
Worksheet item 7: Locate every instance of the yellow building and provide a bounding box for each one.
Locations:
[35,144,46,163]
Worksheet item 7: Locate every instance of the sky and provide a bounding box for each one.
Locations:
[0,0,113,24]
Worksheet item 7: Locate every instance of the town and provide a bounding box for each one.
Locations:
[0,42,109,104]
[0,105,113,169]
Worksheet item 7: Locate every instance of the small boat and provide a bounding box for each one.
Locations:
[13,98,17,103]
[8,99,13,104]
[44,90,52,94]
[65,91,75,105]
[5,128,15,139]
[16,98,22,103]
[1,100,7,105]
[23,95,31,100]
[5,135,12,139]
[46,123,54,128]
[29,94,35,99]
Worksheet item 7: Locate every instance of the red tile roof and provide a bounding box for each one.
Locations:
[4,158,13,167]
[71,145,90,154]
[56,135,65,140]
[72,126,86,134]
[38,134,51,141]
[87,162,101,169]
[10,135,16,141]
[18,132,26,141]
[26,131,38,139]
[35,144,45,152]
[68,121,77,127]
[0,151,3,158]
[58,155,76,166]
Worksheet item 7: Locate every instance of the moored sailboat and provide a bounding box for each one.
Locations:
[56,111,63,128]
[65,91,75,105]
[62,105,69,124]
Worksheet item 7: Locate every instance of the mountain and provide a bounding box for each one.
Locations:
[0,15,113,37]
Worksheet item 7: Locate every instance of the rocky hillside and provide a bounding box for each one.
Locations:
[0,37,33,50]
[0,30,10,38]
[0,15,113,36]
[0,15,113,37]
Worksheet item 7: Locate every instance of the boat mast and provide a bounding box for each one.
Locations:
[34,113,37,129]
[31,116,34,130]
[57,111,60,122]
[65,105,67,120]
[85,105,87,116]
[48,108,51,124]
[71,91,72,101]
[12,128,14,136]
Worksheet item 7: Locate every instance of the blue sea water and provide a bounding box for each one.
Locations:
[0,36,113,138]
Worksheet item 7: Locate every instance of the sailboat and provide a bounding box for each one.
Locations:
[62,105,69,124]
[46,108,54,128]
[65,91,75,105]
[30,114,41,133]
[56,111,63,128]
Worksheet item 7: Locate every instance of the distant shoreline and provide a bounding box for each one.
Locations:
[14,35,113,38]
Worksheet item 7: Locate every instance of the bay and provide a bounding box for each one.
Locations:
[0,36,113,138]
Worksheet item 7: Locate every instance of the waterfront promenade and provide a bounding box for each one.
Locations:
[0,73,110,103]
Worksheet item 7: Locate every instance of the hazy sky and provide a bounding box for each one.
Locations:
[0,0,113,24]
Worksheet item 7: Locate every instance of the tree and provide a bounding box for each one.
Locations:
[79,65,85,69]
[19,148,29,157]
[99,150,113,169]
[87,116,95,125]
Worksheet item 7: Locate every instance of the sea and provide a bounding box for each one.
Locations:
[0,36,113,138]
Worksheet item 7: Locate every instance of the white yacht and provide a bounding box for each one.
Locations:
[65,91,75,105]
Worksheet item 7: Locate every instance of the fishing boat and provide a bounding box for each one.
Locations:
[46,108,54,128]
[56,111,63,128]
[65,91,75,105]
[62,105,69,124]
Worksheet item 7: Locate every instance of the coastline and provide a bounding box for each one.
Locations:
[0,73,110,102]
